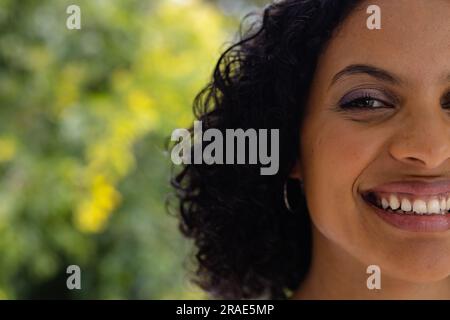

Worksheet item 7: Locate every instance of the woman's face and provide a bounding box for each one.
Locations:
[295,0,450,283]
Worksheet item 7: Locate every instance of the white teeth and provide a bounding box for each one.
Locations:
[427,199,441,214]
[412,199,427,215]
[389,194,400,210]
[440,198,447,211]
[401,198,412,212]
[381,198,389,209]
[372,193,450,215]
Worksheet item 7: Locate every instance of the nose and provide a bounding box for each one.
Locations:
[388,107,450,170]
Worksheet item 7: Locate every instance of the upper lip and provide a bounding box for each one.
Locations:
[364,179,450,196]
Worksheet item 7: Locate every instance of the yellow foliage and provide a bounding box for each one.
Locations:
[0,289,8,300]
[126,89,159,130]
[27,46,52,71]
[0,0,234,298]
[75,175,121,233]
[112,69,133,93]
[134,0,226,129]
[127,89,153,112]
[0,136,17,163]
[77,88,160,234]
[55,64,85,115]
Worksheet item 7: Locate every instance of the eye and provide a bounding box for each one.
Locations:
[341,96,387,109]
[442,92,450,109]
[339,90,395,111]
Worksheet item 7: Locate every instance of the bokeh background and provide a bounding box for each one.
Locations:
[0,0,267,299]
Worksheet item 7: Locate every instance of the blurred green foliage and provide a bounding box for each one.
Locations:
[0,0,258,299]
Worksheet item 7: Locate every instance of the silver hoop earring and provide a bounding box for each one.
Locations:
[284,179,304,212]
[283,181,293,212]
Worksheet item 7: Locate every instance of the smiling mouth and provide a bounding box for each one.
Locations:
[362,191,450,216]
[361,191,450,232]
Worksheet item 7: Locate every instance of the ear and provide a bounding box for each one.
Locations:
[289,159,303,180]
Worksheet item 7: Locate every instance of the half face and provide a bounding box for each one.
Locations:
[296,0,450,283]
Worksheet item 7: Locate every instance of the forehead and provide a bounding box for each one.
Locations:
[317,0,450,84]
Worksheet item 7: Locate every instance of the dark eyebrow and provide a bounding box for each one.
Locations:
[330,64,403,87]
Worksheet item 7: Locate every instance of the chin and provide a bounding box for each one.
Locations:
[376,247,450,283]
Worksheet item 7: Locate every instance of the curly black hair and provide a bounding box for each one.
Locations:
[171,0,362,299]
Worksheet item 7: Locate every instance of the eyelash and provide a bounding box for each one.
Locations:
[442,94,450,109]
[339,93,394,110]
[337,91,450,112]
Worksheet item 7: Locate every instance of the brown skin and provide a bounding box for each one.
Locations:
[291,0,450,299]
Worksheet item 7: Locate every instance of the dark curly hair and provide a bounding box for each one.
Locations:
[171,0,362,299]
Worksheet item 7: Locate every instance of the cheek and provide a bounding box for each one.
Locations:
[301,118,382,239]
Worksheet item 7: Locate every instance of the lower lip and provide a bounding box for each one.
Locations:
[362,197,450,232]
